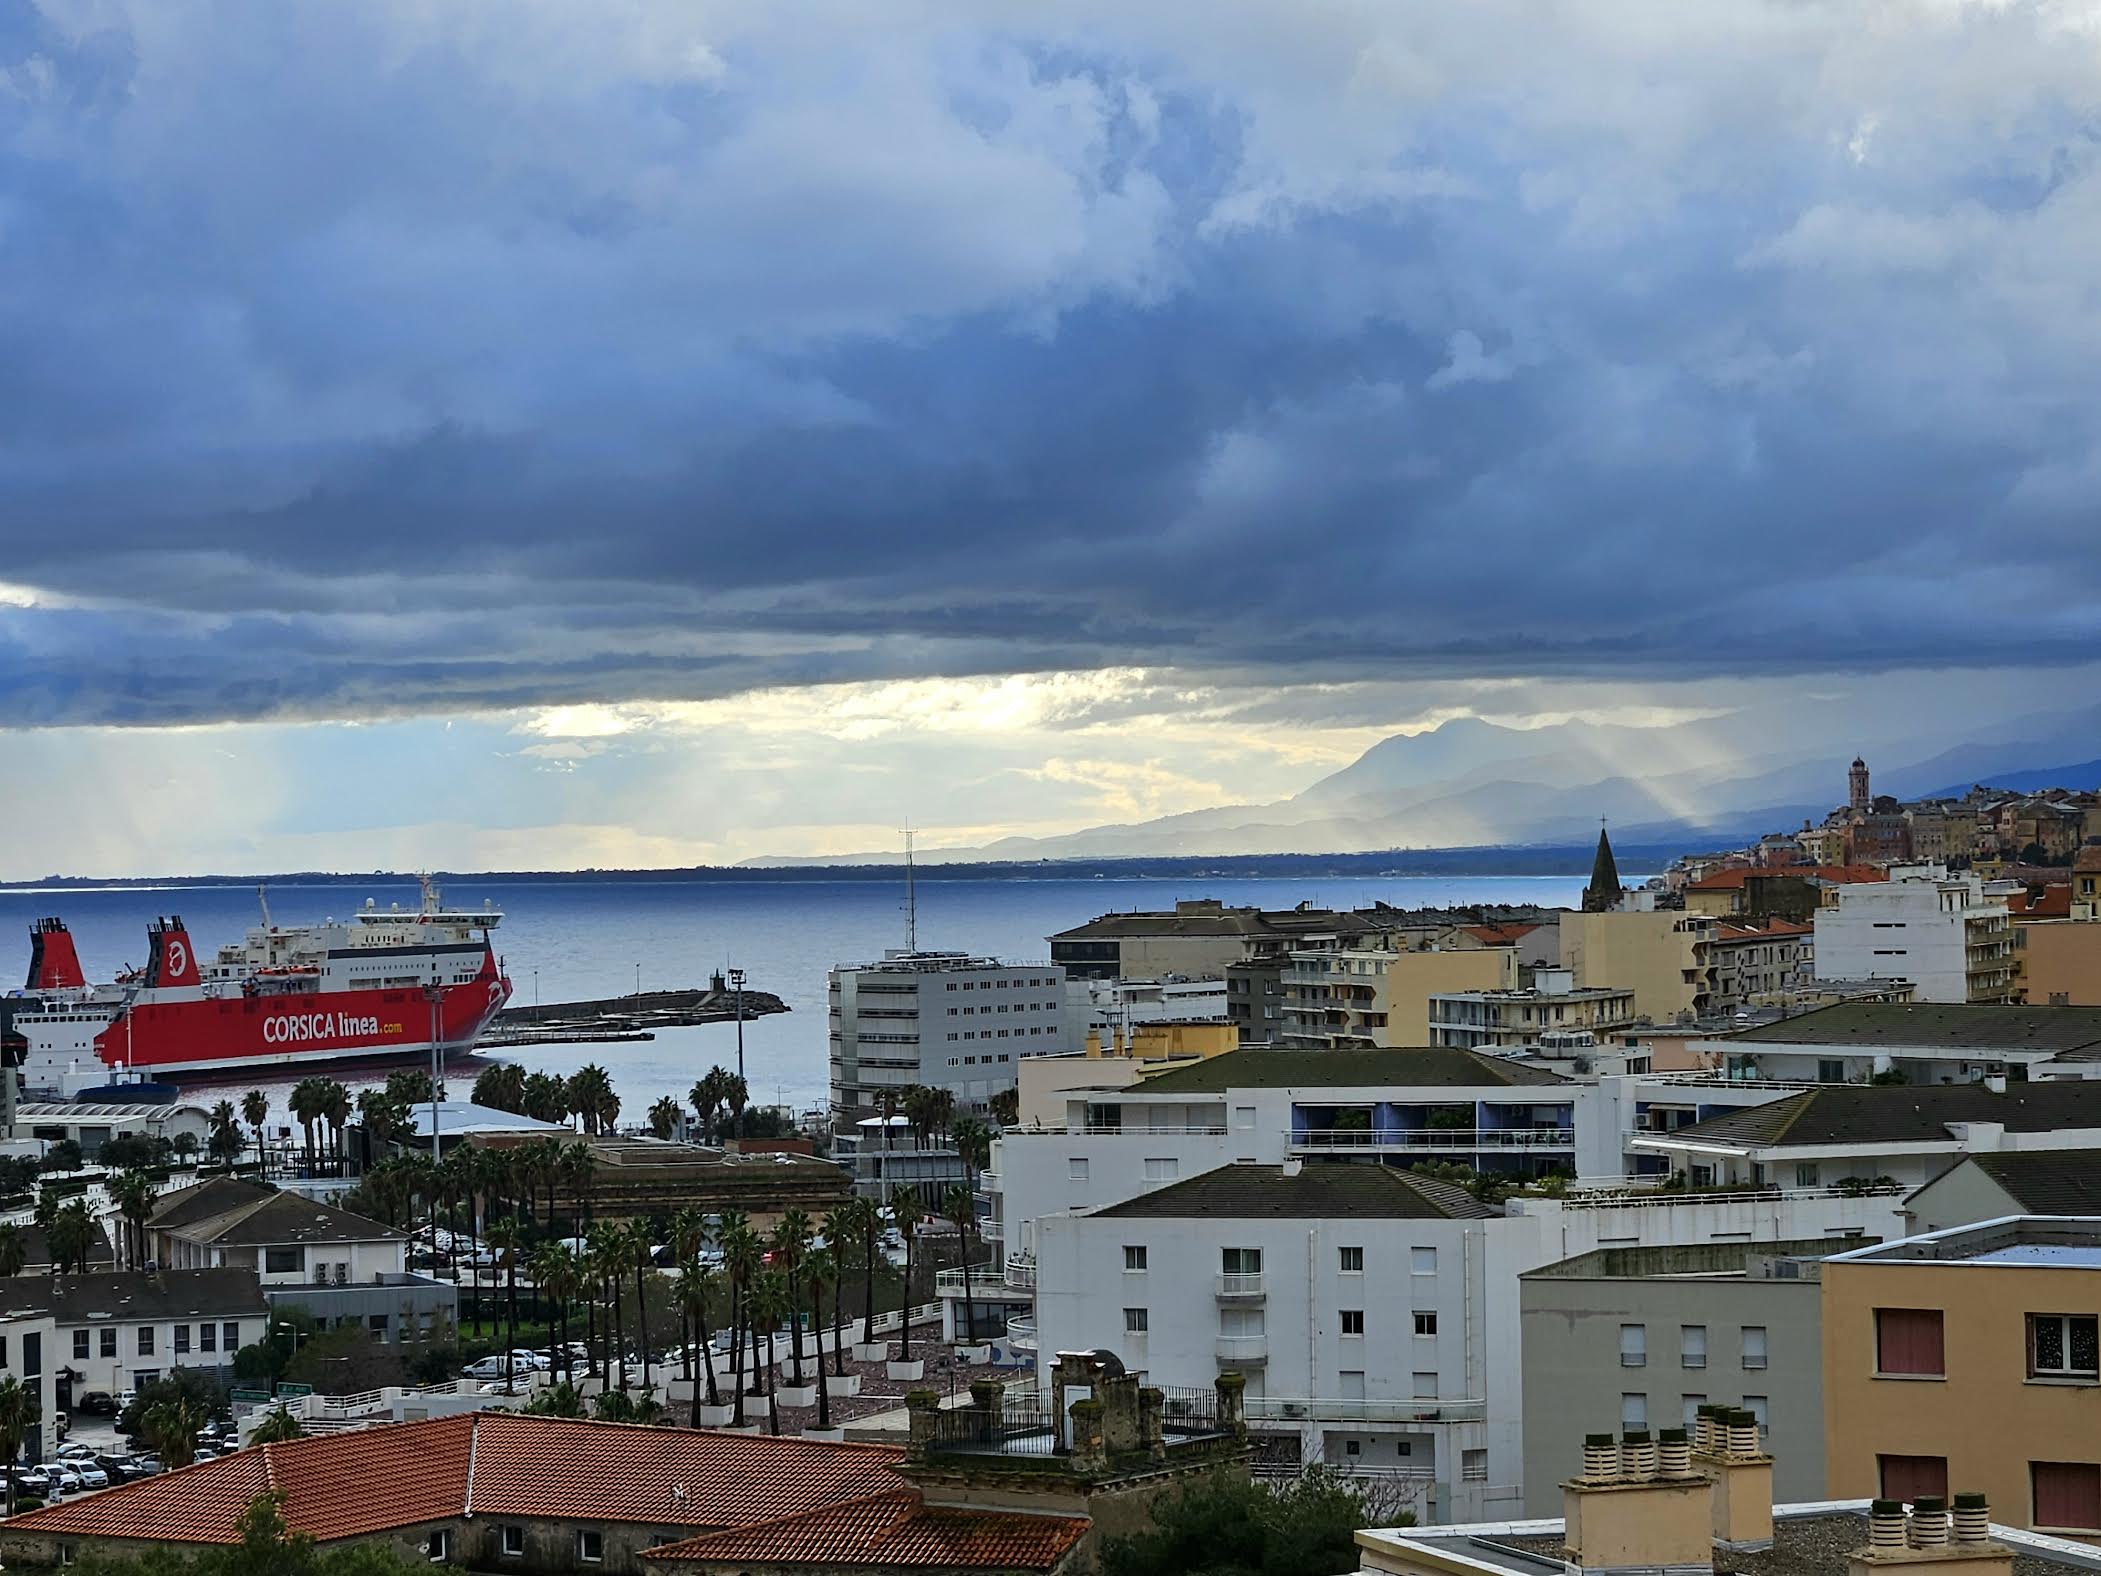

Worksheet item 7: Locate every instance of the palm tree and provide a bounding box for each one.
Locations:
[587,1222,625,1391]
[674,1258,722,1421]
[288,1077,323,1175]
[849,1196,883,1346]
[648,1097,680,1140]
[241,1089,270,1176]
[721,1218,761,1426]
[109,1169,157,1270]
[207,1100,244,1166]
[943,1182,979,1343]
[531,1243,579,1384]
[0,1223,25,1280]
[821,1207,854,1376]
[772,1210,813,1387]
[49,1199,96,1273]
[559,1141,596,1235]
[356,1086,408,1166]
[988,1087,1019,1128]
[488,1219,523,1389]
[667,1208,707,1381]
[951,1117,993,1190]
[144,1394,207,1469]
[749,1269,787,1435]
[0,1376,38,1515]
[887,1187,922,1362]
[317,1079,352,1174]
[721,1073,749,1140]
[250,1404,304,1444]
[627,1219,656,1389]
[473,1062,527,1114]
[804,1245,837,1430]
[688,1071,723,1144]
[567,1065,617,1134]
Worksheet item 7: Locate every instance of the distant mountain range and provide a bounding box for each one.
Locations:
[745,700,2101,866]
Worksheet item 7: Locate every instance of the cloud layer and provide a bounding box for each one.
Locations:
[4,0,2101,727]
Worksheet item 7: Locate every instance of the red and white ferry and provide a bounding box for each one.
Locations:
[8,877,512,1096]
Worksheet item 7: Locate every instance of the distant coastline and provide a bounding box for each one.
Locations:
[0,844,1681,890]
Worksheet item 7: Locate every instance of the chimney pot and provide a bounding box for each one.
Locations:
[1911,1496,1950,1548]
[1582,1432,1620,1481]
[1621,1429,1657,1480]
[1870,1500,1907,1549]
[1727,1407,1759,1457]
[1657,1426,1692,1478]
[1953,1492,1990,1544]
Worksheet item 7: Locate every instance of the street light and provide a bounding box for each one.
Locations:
[422,976,445,1167]
[727,965,747,1090]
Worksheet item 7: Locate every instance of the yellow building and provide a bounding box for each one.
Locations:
[1013,1019,1235,1126]
[2014,920,2101,1006]
[1559,911,1717,1022]
[1281,944,1516,1047]
[1823,1219,2101,1534]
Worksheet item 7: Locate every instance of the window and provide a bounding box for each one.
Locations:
[1344,1439,1361,1456]
[1796,1163,1820,1187]
[1124,1308,1149,1336]
[1339,1246,1364,1274]
[1143,1157,1178,1182]
[1681,1325,1707,1370]
[2030,1315,2100,1380]
[1818,1059,1846,1083]
[71,1330,88,1360]
[1411,1247,1436,1276]
[1462,1448,1489,1482]
[425,1529,451,1563]
[369,1315,389,1343]
[1413,1372,1439,1400]
[501,1526,525,1558]
[2033,1462,2101,1530]
[1881,1454,1948,1503]
[222,1322,239,1350]
[1068,1158,1089,1182]
[1340,1310,1364,1337]
[1123,1246,1147,1272]
[1875,1309,1943,1376]
[578,1530,604,1564]
[137,1327,154,1356]
[1619,1324,1647,1368]
[1741,1324,1769,1371]
[1743,1395,1768,1441]
[1234,1106,1257,1131]
[1682,1394,1706,1432]
[174,1325,190,1355]
[199,1324,216,1353]
[264,1246,303,1275]
[1414,1311,1437,1337]
[99,1329,116,1358]
[1340,1370,1366,1402]
[1620,1392,1646,1430]
[1222,1247,1262,1276]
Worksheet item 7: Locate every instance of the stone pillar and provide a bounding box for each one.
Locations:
[1069,1397,1106,1473]
[970,1380,1005,1447]
[1215,1370,1247,1441]
[905,1390,940,1466]
[1138,1386,1166,1462]
[1099,1374,1142,1456]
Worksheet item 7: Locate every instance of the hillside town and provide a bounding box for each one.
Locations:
[9,762,2101,1572]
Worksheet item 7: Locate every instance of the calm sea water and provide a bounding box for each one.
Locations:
[0,875,1594,1124]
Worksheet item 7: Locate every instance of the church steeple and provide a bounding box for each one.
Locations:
[1582,822,1622,913]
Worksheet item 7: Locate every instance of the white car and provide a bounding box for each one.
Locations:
[45,1466,83,1495]
[72,1463,109,1489]
[56,1443,96,1463]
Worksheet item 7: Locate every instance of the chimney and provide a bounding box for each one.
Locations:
[1697,1408,1773,1552]
[1562,1427,1713,1576]
[1847,1492,2011,1576]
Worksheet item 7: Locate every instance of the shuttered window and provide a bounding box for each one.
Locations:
[1875,1308,1945,1376]
[2033,1462,2101,1530]
[1879,1455,1948,1503]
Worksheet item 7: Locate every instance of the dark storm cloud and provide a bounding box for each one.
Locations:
[3,0,2100,727]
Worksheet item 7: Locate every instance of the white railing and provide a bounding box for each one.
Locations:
[934,1262,1001,1294]
[1245,1396,1486,1425]
[1215,1335,1268,1362]
[1547,1182,1904,1212]
[1215,1272,1266,1299]
[1003,1256,1037,1292]
[1293,1128,1574,1150]
[1068,1124,1230,1136]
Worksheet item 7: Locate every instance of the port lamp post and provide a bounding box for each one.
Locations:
[728,967,747,1090]
[423,977,445,1164]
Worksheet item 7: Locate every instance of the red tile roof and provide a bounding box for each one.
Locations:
[1686,864,1886,892]
[6,1413,907,1547]
[2008,885,2074,918]
[1457,923,1542,946]
[643,1488,1089,1570]
[1713,919,1813,943]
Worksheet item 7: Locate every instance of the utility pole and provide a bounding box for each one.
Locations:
[728,966,747,1087]
[903,828,918,954]
[423,977,445,1168]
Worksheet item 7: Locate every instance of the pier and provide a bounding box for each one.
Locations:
[481,982,789,1047]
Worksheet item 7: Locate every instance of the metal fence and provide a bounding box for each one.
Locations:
[925,1404,1063,1457]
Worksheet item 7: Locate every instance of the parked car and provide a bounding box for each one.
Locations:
[56,1443,96,1463]
[460,1355,513,1381]
[129,1455,164,1477]
[75,1391,117,1416]
[72,1463,109,1489]
[45,1465,83,1495]
[14,1466,52,1496]
[93,1454,136,1484]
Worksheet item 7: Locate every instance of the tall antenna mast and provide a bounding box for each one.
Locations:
[903,827,918,954]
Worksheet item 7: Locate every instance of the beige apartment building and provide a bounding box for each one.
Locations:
[2014,920,2101,1006]
[1281,944,1517,1047]
[1560,911,1718,1023]
[1823,1218,2101,1534]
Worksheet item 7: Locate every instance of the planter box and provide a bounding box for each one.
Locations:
[852,1342,890,1363]
[886,1359,924,1382]
[692,1403,736,1428]
[800,1426,847,1443]
[954,1344,992,1364]
[776,1383,818,1407]
[829,1372,862,1399]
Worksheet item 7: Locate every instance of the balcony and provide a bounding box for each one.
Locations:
[1245,1396,1485,1426]
[1293,1127,1574,1152]
[1215,1272,1266,1300]
[1006,1316,1037,1352]
[1003,1256,1037,1292]
[1215,1335,1268,1366]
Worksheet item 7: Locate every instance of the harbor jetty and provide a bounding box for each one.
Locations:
[481,975,789,1047]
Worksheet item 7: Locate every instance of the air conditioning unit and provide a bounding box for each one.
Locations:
[1282,1402,1309,1419]
[333,1263,350,1284]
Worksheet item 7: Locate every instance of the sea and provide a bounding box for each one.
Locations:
[0,875,1595,1126]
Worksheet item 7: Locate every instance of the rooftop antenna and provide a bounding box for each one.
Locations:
[903,827,918,954]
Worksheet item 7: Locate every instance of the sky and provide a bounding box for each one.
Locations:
[4,0,2101,876]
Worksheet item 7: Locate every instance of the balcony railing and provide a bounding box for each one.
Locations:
[1244,1396,1486,1426]
[1215,1272,1266,1300]
[933,1261,1002,1296]
[1215,1335,1268,1364]
[1293,1127,1574,1151]
[1003,1256,1037,1291]
[1006,1316,1037,1351]
[1540,1182,1904,1212]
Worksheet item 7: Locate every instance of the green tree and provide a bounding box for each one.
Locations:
[0,1373,40,1516]
[48,1197,97,1272]
[820,1207,854,1376]
[144,1392,210,1469]
[772,1209,813,1386]
[207,1099,245,1166]
[720,1214,761,1426]
[988,1087,1019,1128]
[803,1244,837,1430]
[473,1062,527,1114]
[1101,1468,1388,1576]
[487,1218,524,1389]
[40,1138,83,1174]
[249,1405,305,1444]
[526,1381,586,1418]
[109,1168,158,1270]
[522,1071,570,1125]
[944,1182,978,1343]
[384,1067,439,1108]
[648,1096,680,1140]
[886,1186,922,1361]
[241,1089,270,1176]
[0,1222,26,1278]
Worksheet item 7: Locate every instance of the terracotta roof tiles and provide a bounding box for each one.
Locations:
[643,1488,1089,1569]
[1685,864,1886,892]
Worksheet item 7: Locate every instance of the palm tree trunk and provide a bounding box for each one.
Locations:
[730,1286,746,1426]
[862,1228,878,1344]
[833,1278,847,1378]
[815,1309,832,1429]
[788,1270,805,1385]
[698,1298,720,1410]
[765,1335,780,1436]
[611,1276,626,1392]
[633,1258,650,1393]
[506,1262,519,1386]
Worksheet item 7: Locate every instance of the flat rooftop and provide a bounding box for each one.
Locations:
[1722,1002,2101,1053]
[1829,1214,2101,1267]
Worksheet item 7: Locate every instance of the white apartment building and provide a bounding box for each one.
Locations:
[1693,1001,2101,1086]
[0,1268,269,1457]
[1025,1156,1901,1525]
[1812,870,2016,1003]
[1427,969,1638,1052]
[828,951,1084,1121]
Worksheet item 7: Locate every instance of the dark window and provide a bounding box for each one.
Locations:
[173,1326,190,1355]
[2034,1462,2101,1530]
[1880,1454,1948,1503]
[99,1329,115,1358]
[264,1247,303,1275]
[199,1324,216,1353]
[578,1530,604,1563]
[71,1331,88,1360]
[2030,1315,2099,1380]
[137,1327,154,1356]
[500,1525,525,1557]
[22,1332,39,1378]
[222,1322,238,1350]
[1875,1309,1944,1376]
